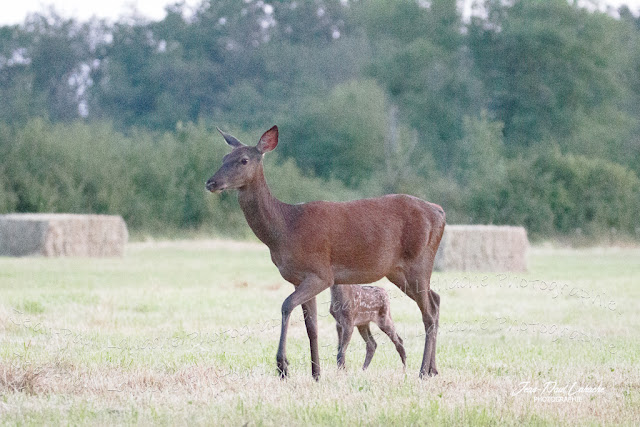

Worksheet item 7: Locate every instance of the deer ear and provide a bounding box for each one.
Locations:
[256,125,278,154]
[216,127,244,148]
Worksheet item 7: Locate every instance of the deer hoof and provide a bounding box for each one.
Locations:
[277,360,288,379]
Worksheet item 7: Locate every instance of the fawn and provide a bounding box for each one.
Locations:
[330,284,406,370]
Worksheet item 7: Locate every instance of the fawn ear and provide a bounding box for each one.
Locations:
[216,127,244,148]
[256,126,278,154]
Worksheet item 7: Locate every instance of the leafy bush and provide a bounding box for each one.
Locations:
[280,79,388,187]
[0,119,362,237]
[496,150,640,238]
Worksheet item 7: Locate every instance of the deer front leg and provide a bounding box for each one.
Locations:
[301,297,320,381]
[276,274,329,379]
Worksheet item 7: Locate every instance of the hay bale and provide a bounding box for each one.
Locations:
[0,214,128,257]
[434,225,528,272]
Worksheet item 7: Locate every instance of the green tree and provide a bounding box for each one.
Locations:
[280,79,388,187]
[457,113,508,224]
[469,0,630,152]
[0,11,96,123]
[360,0,482,169]
[495,149,640,237]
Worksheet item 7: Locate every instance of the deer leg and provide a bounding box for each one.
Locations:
[387,270,437,378]
[377,316,406,369]
[336,323,343,368]
[301,297,320,381]
[429,290,440,375]
[417,286,439,378]
[276,275,328,379]
[357,324,377,370]
[337,324,354,369]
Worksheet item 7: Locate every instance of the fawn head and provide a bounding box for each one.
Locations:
[206,126,278,193]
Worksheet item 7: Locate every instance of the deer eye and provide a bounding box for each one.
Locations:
[240,158,249,165]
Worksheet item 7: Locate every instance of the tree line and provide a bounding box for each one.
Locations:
[1,0,639,240]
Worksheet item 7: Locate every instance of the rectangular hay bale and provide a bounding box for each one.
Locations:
[434,225,529,272]
[0,213,128,257]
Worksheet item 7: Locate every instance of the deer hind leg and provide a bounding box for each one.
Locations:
[429,290,441,375]
[376,314,406,369]
[415,282,439,378]
[277,274,329,379]
[337,322,354,370]
[357,324,377,370]
[413,279,438,378]
[387,269,438,378]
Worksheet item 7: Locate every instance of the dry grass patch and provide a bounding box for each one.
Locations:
[0,363,44,394]
[1,241,638,425]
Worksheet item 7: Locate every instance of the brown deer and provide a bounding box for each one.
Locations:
[330,285,406,370]
[206,126,445,380]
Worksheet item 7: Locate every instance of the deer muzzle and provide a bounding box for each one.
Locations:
[205,178,226,193]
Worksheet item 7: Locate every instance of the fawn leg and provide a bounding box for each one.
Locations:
[357,324,377,370]
[335,323,343,367]
[337,324,354,369]
[301,297,320,381]
[377,316,406,369]
[277,275,329,379]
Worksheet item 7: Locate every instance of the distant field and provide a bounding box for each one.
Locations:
[1,241,639,425]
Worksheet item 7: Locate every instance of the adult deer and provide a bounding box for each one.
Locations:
[205,126,445,380]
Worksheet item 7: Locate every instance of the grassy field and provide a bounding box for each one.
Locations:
[1,240,639,425]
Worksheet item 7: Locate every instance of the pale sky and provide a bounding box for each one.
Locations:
[0,0,639,26]
[0,0,201,25]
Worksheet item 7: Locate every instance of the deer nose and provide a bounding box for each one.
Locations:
[205,178,217,191]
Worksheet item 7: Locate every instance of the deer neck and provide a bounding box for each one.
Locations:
[237,165,289,249]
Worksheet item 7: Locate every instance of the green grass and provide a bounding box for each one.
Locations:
[1,241,639,425]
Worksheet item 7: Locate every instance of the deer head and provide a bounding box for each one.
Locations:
[206,126,278,193]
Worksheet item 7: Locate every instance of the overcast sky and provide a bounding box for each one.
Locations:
[1,0,639,26]
[0,0,201,25]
